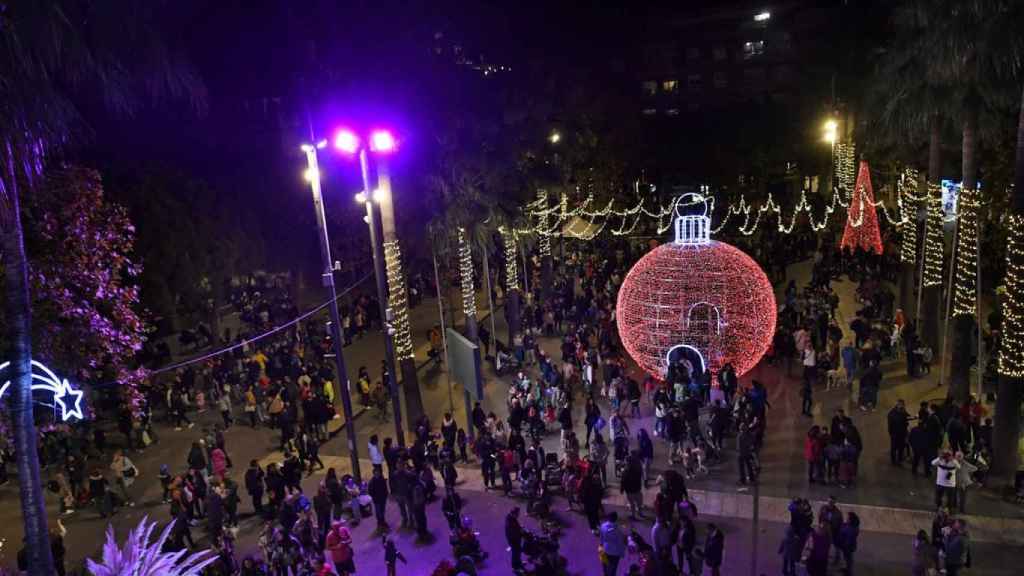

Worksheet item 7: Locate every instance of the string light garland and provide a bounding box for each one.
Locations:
[922,183,945,287]
[952,188,980,317]
[616,196,777,379]
[383,240,414,360]
[899,168,920,264]
[501,227,519,291]
[999,214,1024,377]
[839,161,884,254]
[457,228,477,320]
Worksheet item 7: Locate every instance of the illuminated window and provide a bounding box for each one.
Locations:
[713,71,728,89]
[687,73,702,91]
[743,40,765,58]
[662,79,679,93]
[712,46,727,61]
[642,108,657,116]
[666,108,681,116]
[686,47,700,60]
[641,81,658,96]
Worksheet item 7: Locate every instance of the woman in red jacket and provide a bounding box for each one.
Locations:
[805,426,825,483]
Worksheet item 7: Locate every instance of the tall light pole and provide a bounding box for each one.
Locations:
[301,140,361,482]
[336,127,422,439]
[823,118,838,194]
[371,140,427,430]
[353,144,405,447]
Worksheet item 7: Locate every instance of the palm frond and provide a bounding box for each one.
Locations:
[86,517,217,576]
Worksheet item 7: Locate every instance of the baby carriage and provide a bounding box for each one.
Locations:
[543,452,563,490]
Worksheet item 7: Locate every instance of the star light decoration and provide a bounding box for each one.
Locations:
[616,195,777,380]
[0,360,85,421]
[839,161,884,255]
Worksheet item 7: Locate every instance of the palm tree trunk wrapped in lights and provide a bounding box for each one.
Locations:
[502,227,521,350]
[898,168,921,311]
[994,82,1024,482]
[946,108,978,403]
[458,227,479,343]
[375,159,425,429]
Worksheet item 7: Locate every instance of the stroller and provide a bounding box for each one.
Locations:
[543,453,563,490]
[613,436,630,479]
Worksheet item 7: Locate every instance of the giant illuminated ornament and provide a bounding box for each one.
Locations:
[0,360,85,421]
[616,195,777,380]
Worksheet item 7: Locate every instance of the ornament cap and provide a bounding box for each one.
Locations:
[674,193,712,245]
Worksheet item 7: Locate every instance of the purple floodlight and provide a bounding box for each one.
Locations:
[369,129,397,153]
[334,129,360,154]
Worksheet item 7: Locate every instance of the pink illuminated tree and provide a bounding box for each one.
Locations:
[13,167,149,413]
[840,160,884,255]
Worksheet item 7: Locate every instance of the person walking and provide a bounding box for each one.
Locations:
[638,429,654,487]
[599,511,627,576]
[383,537,407,576]
[703,522,725,576]
[506,506,524,571]
[621,453,644,519]
[369,466,390,533]
[110,450,137,508]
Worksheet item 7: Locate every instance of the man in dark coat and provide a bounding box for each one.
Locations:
[887,400,911,465]
[243,459,264,512]
[368,466,389,533]
[704,523,725,576]
[505,507,524,570]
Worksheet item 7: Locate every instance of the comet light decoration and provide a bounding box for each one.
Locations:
[0,360,85,421]
[616,195,777,380]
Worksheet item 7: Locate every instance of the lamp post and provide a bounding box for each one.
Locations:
[824,118,838,193]
[300,140,361,482]
[352,145,405,447]
[336,127,421,439]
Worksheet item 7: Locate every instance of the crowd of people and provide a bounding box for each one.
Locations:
[6,222,1009,576]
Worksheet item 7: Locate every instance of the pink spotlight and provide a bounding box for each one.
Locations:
[369,129,397,153]
[334,129,360,154]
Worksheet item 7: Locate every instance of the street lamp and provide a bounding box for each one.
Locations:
[300,139,362,482]
[548,130,561,144]
[335,127,406,448]
[823,118,838,145]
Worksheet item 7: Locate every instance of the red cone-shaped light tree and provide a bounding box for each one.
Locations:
[840,160,884,255]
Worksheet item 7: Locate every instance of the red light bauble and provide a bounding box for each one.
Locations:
[616,239,777,380]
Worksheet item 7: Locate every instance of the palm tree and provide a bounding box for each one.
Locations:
[925,0,1023,404]
[86,517,216,576]
[868,0,956,345]
[1,4,204,571]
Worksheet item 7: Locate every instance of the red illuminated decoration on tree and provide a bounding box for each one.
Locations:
[839,160,883,255]
[616,195,777,380]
